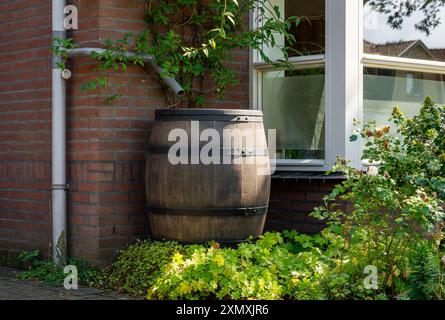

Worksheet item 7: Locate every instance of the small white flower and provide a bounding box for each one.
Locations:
[367,166,379,176]
[315,264,325,275]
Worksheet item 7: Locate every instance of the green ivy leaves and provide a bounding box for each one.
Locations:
[52,1,299,107]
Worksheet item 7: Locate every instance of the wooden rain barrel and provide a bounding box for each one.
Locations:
[145,109,271,242]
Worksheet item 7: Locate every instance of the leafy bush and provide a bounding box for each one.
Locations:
[93,240,183,296]
[313,97,445,299]
[369,96,445,201]
[114,229,441,300]
[406,240,445,300]
[16,251,99,286]
[147,232,330,300]
[98,99,445,299]
[0,254,21,268]
[11,98,445,300]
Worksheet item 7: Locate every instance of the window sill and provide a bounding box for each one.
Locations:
[272,171,346,182]
[272,159,327,172]
[273,159,325,167]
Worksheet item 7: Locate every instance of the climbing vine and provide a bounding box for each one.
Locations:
[53,0,299,108]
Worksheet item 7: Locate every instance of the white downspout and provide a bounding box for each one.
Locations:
[52,0,67,266]
[67,48,185,96]
[50,1,184,266]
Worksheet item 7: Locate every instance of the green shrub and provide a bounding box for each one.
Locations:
[0,253,22,268]
[18,261,66,284]
[93,240,183,296]
[12,98,445,300]
[17,251,99,286]
[313,97,445,299]
[406,240,445,300]
[99,98,445,300]
[147,232,331,300]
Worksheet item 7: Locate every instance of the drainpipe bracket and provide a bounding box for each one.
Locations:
[61,69,72,80]
[51,184,71,191]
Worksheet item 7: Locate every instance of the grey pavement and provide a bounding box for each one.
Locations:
[0,267,134,300]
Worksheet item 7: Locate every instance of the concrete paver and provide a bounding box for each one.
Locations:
[0,267,133,300]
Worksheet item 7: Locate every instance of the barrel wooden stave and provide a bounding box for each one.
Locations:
[146,109,271,242]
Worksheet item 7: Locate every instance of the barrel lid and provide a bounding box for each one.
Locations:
[155,108,263,117]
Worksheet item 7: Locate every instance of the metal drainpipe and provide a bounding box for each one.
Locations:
[52,0,67,266]
[67,48,185,96]
[50,2,184,267]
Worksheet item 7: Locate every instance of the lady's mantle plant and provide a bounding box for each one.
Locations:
[55,0,299,107]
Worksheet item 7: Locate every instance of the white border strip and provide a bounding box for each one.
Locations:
[253,54,325,71]
[363,54,445,75]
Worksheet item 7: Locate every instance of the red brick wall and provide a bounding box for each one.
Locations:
[0,0,52,256]
[266,179,344,234]
[65,0,152,264]
[66,0,251,265]
[0,0,337,265]
[0,0,248,265]
[65,0,251,264]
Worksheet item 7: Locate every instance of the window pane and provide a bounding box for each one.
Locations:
[264,0,325,60]
[364,0,445,62]
[286,0,325,57]
[262,69,325,160]
[364,68,445,125]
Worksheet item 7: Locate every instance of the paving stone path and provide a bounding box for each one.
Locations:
[0,267,133,300]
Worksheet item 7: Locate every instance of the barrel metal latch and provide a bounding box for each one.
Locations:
[242,208,258,216]
[235,116,251,122]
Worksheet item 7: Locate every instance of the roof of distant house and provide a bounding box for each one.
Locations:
[364,40,417,56]
[364,39,445,62]
[430,48,445,61]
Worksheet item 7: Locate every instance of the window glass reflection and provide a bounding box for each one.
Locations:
[364,0,445,62]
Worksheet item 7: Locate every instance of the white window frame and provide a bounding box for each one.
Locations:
[250,0,363,172]
[251,0,445,172]
[363,55,445,76]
